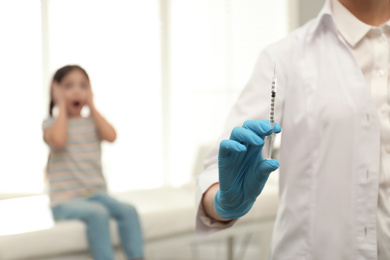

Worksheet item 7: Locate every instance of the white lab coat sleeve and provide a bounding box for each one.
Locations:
[195,44,286,235]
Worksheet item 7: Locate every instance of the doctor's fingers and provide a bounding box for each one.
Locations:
[242,120,281,139]
[255,159,279,180]
[244,159,279,195]
[219,139,247,157]
[229,127,265,147]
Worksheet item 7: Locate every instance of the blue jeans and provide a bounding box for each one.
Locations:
[51,194,144,260]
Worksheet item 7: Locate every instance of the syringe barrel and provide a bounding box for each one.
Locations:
[269,76,277,127]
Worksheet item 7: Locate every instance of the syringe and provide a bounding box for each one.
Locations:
[267,63,277,159]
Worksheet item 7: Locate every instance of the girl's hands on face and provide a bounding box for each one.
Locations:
[52,81,66,106]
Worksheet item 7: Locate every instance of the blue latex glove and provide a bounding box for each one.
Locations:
[214,119,281,219]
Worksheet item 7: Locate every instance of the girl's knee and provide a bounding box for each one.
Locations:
[84,204,110,222]
[122,204,139,218]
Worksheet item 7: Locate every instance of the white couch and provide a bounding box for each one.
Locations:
[0,177,279,260]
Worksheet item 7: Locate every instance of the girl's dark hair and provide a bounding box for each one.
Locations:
[49,65,90,116]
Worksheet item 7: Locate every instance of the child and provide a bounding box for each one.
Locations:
[42,65,144,260]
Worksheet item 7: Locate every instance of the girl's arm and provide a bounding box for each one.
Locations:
[90,105,117,142]
[87,86,117,142]
[44,85,68,148]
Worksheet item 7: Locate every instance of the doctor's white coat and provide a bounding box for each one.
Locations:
[196,2,383,260]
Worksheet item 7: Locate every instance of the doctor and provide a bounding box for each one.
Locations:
[196,0,390,259]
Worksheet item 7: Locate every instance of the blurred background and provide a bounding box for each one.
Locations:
[0,0,323,259]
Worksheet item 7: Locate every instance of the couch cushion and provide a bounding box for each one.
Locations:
[0,180,278,260]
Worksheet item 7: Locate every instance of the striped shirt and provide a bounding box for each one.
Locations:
[42,117,107,206]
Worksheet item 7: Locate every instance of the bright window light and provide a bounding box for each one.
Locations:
[0,0,288,195]
[0,0,44,193]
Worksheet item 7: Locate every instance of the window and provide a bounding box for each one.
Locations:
[0,0,288,195]
[0,0,44,193]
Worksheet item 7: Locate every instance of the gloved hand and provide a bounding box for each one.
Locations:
[214,119,281,219]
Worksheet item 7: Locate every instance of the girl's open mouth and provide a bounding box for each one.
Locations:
[73,101,81,107]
